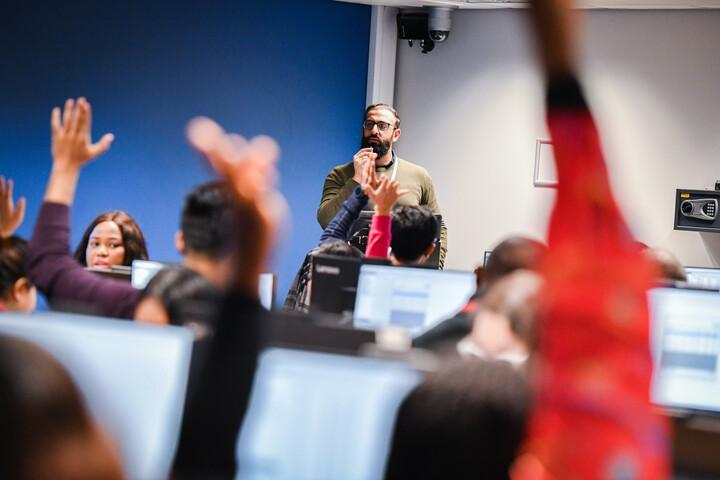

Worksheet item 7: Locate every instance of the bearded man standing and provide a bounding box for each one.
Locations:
[316,104,447,266]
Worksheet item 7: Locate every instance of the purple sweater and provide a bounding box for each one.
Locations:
[26,202,142,319]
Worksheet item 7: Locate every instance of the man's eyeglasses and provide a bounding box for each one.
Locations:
[362,120,393,132]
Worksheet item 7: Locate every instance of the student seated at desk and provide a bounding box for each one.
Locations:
[363,175,438,266]
[414,236,545,355]
[73,210,148,270]
[26,98,236,320]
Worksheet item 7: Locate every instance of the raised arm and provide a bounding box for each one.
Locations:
[186,117,286,300]
[45,98,114,205]
[25,98,139,319]
[513,2,669,479]
[364,175,407,259]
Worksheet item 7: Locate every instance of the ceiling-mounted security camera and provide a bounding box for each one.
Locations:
[427,7,454,43]
[397,7,454,54]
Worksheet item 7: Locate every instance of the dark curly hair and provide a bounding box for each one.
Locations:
[391,206,438,263]
[180,182,234,259]
[0,236,30,301]
[73,211,148,267]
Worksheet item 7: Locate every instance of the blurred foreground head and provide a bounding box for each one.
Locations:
[0,335,123,480]
[385,359,531,480]
[483,236,547,289]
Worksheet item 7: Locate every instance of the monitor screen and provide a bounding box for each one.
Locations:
[684,266,720,290]
[353,265,476,337]
[236,348,421,480]
[131,259,167,289]
[649,287,720,413]
[0,312,193,480]
[133,261,276,311]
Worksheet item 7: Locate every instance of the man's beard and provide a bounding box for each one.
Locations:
[361,134,391,157]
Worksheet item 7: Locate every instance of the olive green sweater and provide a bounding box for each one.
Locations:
[316,157,447,266]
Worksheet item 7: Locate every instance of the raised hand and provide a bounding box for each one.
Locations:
[364,175,408,215]
[186,117,287,296]
[51,97,114,171]
[0,177,26,238]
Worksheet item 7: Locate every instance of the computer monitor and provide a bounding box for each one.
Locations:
[649,288,720,414]
[133,260,276,311]
[86,265,132,282]
[310,254,363,315]
[235,348,421,479]
[0,312,193,479]
[684,266,720,291]
[353,265,476,337]
[131,259,167,289]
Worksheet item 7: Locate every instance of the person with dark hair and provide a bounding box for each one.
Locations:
[0,334,123,480]
[361,174,437,266]
[384,359,531,480]
[0,237,35,313]
[25,98,235,319]
[389,206,438,264]
[73,210,148,268]
[317,103,448,267]
[135,266,221,333]
[0,177,36,313]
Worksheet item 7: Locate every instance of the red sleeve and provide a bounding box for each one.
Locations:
[365,214,391,259]
[513,104,669,478]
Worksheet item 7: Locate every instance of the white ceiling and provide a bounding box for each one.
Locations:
[336,0,720,9]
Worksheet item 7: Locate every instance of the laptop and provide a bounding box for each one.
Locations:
[235,347,421,479]
[0,312,193,480]
[353,264,476,337]
[649,288,720,414]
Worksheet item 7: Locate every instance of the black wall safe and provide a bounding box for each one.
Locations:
[674,189,720,233]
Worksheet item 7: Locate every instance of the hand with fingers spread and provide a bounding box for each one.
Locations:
[45,98,114,205]
[187,117,287,297]
[51,97,114,171]
[0,177,26,239]
[365,175,408,216]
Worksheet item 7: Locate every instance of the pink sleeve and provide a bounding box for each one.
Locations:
[365,214,391,259]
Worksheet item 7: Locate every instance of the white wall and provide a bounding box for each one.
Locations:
[393,9,720,271]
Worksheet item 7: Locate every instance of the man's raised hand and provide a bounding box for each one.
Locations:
[0,177,26,238]
[365,175,408,216]
[51,98,114,171]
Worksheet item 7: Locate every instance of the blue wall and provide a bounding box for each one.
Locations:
[1,0,370,303]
